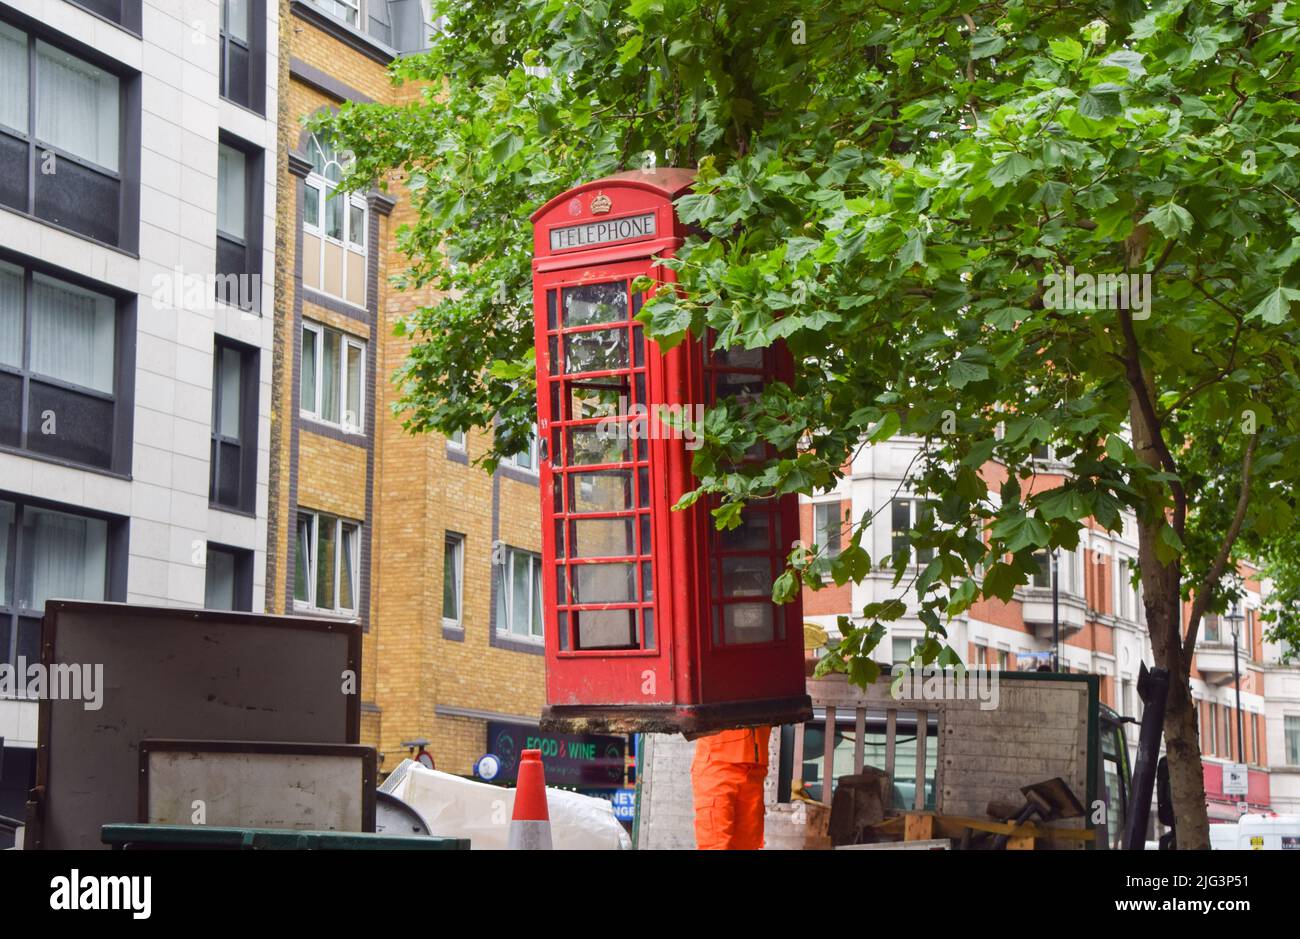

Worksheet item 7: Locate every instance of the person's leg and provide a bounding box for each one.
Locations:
[731,764,768,850]
[692,761,744,849]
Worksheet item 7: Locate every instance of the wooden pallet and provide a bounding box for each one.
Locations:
[868,810,1097,850]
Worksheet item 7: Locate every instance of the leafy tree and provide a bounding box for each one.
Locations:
[321,0,1300,847]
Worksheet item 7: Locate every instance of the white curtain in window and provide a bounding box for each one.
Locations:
[30,273,114,392]
[218,345,242,438]
[321,329,340,421]
[35,41,119,171]
[224,0,251,43]
[294,514,313,602]
[0,262,22,368]
[23,508,107,612]
[217,144,247,240]
[339,522,357,610]
[205,548,235,610]
[345,341,362,427]
[0,22,27,132]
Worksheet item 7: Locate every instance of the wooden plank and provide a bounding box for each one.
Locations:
[914,709,927,811]
[853,707,866,774]
[903,813,934,842]
[1007,835,1035,850]
[885,709,897,781]
[824,705,836,797]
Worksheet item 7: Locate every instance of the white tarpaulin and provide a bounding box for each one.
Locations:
[388,764,631,850]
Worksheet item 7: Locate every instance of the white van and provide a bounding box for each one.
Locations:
[1209,814,1300,850]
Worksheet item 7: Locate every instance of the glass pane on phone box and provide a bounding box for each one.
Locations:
[569,382,624,420]
[575,608,638,650]
[569,470,633,513]
[723,603,775,644]
[564,282,627,327]
[716,555,772,597]
[717,509,770,551]
[714,345,764,369]
[569,425,630,465]
[565,328,628,374]
[573,562,635,603]
[570,518,634,558]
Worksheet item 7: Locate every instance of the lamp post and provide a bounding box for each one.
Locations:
[1226,602,1245,805]
[1050,548,1060,672]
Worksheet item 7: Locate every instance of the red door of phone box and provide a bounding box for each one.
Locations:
[531,169,811,736]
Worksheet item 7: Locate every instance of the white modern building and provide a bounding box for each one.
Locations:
[0,0,278,842]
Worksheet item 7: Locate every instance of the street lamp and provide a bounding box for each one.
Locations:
[1226,602,1246,781]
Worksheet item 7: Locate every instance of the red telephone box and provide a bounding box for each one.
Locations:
[531,169,811,736]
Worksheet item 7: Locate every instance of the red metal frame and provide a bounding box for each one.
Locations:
[531,170,810,735]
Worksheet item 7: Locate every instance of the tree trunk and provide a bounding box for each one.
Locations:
[1162,660,1210,849]
[1128,383,1211,849]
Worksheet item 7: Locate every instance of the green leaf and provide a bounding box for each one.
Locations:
[1247,287,1300,325]
[1140,202,1194,239]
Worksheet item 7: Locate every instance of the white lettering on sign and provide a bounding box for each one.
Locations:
[549,212,657,251]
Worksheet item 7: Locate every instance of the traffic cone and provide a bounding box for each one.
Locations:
[507,749,553,850]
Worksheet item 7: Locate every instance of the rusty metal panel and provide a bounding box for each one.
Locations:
[29,601,359,850]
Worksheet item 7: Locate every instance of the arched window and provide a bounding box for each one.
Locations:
[302,132,367,306]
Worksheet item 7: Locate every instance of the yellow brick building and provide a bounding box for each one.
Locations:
[266,0,544,775]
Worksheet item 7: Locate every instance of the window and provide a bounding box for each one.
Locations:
[0,260,123,471]
[814,501,842,558]
[890,498,933,565]
[997,649,1009,671]
[1204,613,1221,644]
[66,1,140,31]
[892,637,915,665]
[210,339,258,512]
[314,0,361,26]
[504,429,539,472]
[448,430,466,450]
[219,0,265,113]
[442,532,463,626]
[1209,703,1219,756]
[974,644,987,668]
[1031,548,1052,589]
[0,498,112,671]
[1116,557,1133,621]
[294,511,360,614]
[301,134,367,307]
[0,23,126,245]
[204,543,252,611]
[216,139,262,310]
[300,321,365,431]
[1286,716,1300,766]
[496,546,542,640]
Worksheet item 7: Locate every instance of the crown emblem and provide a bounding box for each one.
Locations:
[590,192,612,215]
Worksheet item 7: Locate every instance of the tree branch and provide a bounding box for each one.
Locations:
[1118,307,1188,535]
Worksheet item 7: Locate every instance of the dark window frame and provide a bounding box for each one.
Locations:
[0,11,140,251]
[0,491,127,672]
[0,252,135,475]
[215,132,264,313]
[209,337,260,514]
[204,541,254,612]
[219,0,267,115]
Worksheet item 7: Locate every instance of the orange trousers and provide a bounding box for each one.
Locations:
[691,760,768,850]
